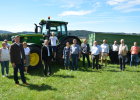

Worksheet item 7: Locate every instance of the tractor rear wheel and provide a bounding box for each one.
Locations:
[29,46,42,69]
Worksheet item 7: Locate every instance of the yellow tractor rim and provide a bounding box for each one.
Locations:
[30,53,39,67]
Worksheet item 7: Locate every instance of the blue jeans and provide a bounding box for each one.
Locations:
[1,61,9,75]
[130,54,139,66]
[64,56,70,69]
[71,54,78,70]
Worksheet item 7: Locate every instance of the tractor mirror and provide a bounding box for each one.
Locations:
[34,24,38,33]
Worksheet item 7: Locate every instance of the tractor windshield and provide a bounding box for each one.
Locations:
[41,22,67,37]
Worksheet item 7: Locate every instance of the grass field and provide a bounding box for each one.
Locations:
[1,61,140,100]
[1,41,140,100]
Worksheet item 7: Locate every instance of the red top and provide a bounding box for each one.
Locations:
[131,46,139,54]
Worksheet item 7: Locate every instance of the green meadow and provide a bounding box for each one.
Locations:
[1,62,140,100]
[0,41,140,100]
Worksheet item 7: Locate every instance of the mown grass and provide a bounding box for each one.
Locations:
[1,41,140,100]
[1,61,140,100]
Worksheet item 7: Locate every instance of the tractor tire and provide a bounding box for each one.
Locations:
[56,37,81,64]
[29,46,42,69]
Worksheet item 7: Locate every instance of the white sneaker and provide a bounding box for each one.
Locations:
[2,75,5,77]
[5,74,8,76]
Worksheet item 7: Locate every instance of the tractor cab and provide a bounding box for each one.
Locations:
[35,18,68,39]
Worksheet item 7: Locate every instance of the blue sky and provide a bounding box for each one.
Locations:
[0,0,140,33]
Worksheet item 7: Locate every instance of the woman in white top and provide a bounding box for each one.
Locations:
[0,42,10,77]
[23,42,30,73]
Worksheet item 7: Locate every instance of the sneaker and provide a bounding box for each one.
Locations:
[2,75,5,77]
[23,83,29,86]
[15,83,20,86]
[5,74,8,76]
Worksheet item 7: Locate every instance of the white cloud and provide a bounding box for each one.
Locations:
[107,0,140,12]
[59,10,93,16]
[107,0,128,5]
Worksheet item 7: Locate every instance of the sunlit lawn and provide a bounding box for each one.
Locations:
[1,61,140,100]
[0,41,140,100]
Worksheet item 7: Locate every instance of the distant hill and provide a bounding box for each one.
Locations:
[69,30,94,38]
[0,30,13,34]
[68,30,140,38]
[0,29,139,39]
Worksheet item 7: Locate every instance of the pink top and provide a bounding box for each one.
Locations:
[131,46,139,54]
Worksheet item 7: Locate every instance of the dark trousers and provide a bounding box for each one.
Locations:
[14,62,26,84]
[82,53,90,67]
[118,55,126,71]
[1,61,9,75]
[64,56,70,69]
[112,51,119,64]
[71,54,78,70]
[43,57,52,75]
[130,54,139,66]
[92,55,99,69]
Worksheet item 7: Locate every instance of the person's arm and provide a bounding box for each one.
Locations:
[0,49,2,62]
[62,47,65,59]
[21,44,26,63]
[130,46,132,53]
[41,46,45,60]
[107,45,109,56]
[126,45,128,53]
[78,45,81,58]
[88,44,91,54]
[10,45,16,67]
[56,37,59,44]
[99,46,102,58]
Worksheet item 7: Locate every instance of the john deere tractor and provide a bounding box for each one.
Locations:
[17,17,81,68]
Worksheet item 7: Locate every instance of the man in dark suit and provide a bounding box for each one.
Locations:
[10,36,28,85]
[81,39,91,67]
[42,39,53,76]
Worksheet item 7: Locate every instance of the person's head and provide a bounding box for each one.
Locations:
[51,32,55,36]
[93,41,97,46]
[103,39,107,44]
[4,39,8,43]
[83,39,87,44]
[66,42,70,47]
[120,39,124,44]
[134,42,137,46]
[44,39,49,45]
[114,41,117,44]
[23,42,27,48]
[14,36,20,43]
[73,39,77,44]
[2,42,6,48]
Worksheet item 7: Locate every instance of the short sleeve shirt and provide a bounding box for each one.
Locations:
[49,36,58,46]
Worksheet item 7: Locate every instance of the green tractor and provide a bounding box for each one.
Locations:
[17,17,81,68]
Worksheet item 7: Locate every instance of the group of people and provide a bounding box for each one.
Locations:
[63,39,140,71]
[0,37,30,85]
[0,32,140,85]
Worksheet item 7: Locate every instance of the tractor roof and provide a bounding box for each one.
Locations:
[39,20,68,25]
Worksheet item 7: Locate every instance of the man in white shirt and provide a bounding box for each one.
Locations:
[49,32,58,59]
[111,41,119,64]
[91,41,101,69]
[100,39,109,67]
[118,39,128,71]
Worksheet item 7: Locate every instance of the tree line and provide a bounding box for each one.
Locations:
[0,33,19,41]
